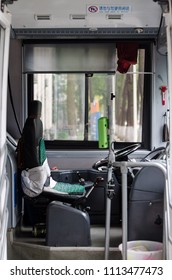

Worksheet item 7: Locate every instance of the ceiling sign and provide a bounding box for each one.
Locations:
[87,5,131,14]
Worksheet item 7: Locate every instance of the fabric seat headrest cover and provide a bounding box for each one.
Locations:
[29,100,42,118]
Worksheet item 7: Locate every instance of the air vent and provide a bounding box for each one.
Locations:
[34,14,51,21]
[107,14,122,20]
[70,14,86,20]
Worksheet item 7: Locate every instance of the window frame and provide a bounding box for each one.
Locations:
[26,39,152,150]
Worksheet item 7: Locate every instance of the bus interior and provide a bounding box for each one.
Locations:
[0,0,172,260]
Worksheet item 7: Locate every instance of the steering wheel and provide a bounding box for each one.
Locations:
[92,143,141,171]
[114,143,141,161]
[141,146,166,162]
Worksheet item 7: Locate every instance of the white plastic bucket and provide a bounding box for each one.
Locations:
[119,240,163,260]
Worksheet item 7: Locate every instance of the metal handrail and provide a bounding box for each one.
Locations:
[112,160,167,260]
[0,209,8,260]
[166,158,172,209]
[0,175,9,241]
[0,145,8,189]
[0,146,9,260]
[164,159,172,259]
[0,147,8,217]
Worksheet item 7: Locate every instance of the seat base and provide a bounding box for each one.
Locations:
[46,201,91,246]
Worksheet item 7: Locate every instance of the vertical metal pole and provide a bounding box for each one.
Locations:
[104,91,116,259]
[164,1,172,259]
[104,166,113,260]
[133,65,137,142]
[121,163,128,260]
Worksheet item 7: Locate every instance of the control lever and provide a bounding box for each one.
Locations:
[74,176,104,211]
[85,176,104,198]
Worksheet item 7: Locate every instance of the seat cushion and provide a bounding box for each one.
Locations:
[53,182,85,195]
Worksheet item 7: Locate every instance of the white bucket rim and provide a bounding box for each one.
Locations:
[119,240,163,254]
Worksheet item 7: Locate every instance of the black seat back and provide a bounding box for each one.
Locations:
[19,100,45,170]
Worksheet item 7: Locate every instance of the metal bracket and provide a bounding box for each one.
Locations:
[111,92,115,100]
[153,0,169,13]
[107,179,115,199]
[120,163,128,175]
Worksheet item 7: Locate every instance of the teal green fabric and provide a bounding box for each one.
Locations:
[53,182,85,194]
[39,138,47,165]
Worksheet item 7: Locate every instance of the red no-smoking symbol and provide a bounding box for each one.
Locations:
[88,6,98,13]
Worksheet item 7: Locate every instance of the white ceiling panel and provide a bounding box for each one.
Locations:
[8,0,162,29]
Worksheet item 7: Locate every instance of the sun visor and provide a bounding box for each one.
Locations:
[23,43,116,73]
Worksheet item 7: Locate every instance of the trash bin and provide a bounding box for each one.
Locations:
[119,240,163,260]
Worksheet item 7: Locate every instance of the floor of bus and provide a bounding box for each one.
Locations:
[7,223,122,260]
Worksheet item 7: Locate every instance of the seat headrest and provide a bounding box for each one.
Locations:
[29,100,42,118]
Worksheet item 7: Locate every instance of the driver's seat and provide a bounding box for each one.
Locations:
[18,100,86,199]
[17,100,98,246]
[17,100,93,227]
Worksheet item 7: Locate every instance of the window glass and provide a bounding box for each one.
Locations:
[34,74,85,140]
[33,49,145,144]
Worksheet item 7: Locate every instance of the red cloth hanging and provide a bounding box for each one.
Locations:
[116,42,139,73]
